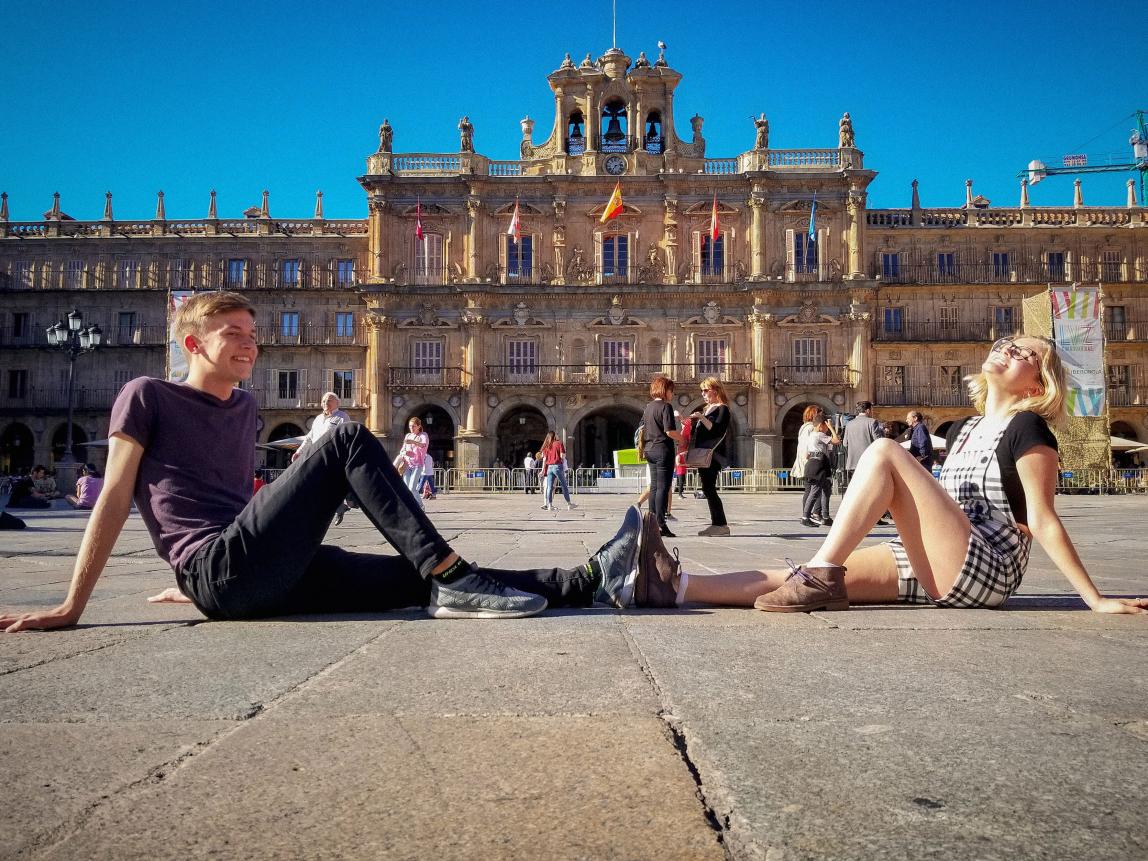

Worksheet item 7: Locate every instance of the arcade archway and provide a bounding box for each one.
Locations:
[266,422,306,470]
[573,404,643,468]
[51,423,89,466]
[495,406,548,468]
[0,422,34,474]
[403,405,456,470]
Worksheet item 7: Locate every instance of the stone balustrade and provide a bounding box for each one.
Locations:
[868,205,1144,229]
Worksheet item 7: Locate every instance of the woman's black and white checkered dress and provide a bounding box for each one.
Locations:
[888,415,1030,608]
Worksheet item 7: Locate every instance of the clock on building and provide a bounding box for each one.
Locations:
[603,155,626,175]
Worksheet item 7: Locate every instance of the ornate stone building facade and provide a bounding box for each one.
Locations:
[2,46,1146,473]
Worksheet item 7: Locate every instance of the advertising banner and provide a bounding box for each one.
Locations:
[1050,289,1105,417]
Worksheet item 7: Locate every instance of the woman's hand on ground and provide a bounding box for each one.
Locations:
[1091,597,1148,615]
[147,587,193,604]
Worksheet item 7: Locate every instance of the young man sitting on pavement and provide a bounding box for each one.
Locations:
[0,292,643,632]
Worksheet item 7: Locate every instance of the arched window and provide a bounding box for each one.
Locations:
[599,99,629,152]
[644,111,663,154]
[566,111,586,155]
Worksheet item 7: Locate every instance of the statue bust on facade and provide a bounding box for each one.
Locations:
[839,112,855,148]
[754,113,769,150]
[458,116,474,153]
[634,51,650,69]
[378,119,393,153]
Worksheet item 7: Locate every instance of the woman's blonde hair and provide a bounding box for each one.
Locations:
[700,376,729,405]
[965,335,1066,425]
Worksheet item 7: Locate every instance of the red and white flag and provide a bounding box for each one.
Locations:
[709,193,720,242]
[415,199,425,241]
[507,198,521,240]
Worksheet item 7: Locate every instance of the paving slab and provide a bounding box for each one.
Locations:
[36,716,723,861]
[1,493,1146,859]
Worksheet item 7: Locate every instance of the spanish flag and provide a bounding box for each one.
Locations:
[599,182,623,223]
[709,193,720,242]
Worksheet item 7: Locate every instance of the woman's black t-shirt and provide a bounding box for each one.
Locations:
[641,399,678,462]
[692,404,731,466]
[945,410,1058,526]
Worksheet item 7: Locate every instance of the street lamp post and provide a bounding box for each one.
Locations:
[46,309,102,467]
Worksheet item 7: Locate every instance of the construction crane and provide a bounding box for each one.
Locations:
[1019,110,1148,201]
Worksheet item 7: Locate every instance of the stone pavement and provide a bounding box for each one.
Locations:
[2,491,1147,860]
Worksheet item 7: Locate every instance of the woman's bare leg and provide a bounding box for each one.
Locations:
[813,438,971,597]
[681,438,971,606]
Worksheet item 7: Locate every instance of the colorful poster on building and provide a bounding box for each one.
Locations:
[167,291,194,382]
[1050,289,1105,417]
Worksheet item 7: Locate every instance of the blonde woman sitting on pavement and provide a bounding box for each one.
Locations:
[634,336,1148,616]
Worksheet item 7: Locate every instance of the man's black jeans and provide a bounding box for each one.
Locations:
[179,424,595,619]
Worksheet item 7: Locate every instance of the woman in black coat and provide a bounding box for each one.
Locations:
[640,374,682,537]
[689,377,732,536]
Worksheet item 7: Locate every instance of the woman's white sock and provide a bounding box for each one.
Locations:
[675,571,690,606]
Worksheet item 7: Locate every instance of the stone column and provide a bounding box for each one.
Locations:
[364,311,392,436]
[466,197,482,280]
[748,309,775,468]
[368,199,387,279]
[846,189,865,278]
[454,309,486,469]
[749,195,766,278]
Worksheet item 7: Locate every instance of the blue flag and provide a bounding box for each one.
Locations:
[808,194,817,242]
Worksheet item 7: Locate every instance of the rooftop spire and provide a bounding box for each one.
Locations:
[964,179,974,209]
[260,189,270,218]
[1020,179,1030,208]
[0,192,8,222]
[208,189,217,219]
[49,192,61,220]
[910,179,921,210]
[1073,179,1083,207]
[103,191,114,221]
[314,190,324,219]
[154,190,166,221]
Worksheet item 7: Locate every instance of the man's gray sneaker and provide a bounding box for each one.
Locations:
[427,566,548,619]
[592,504,642,608]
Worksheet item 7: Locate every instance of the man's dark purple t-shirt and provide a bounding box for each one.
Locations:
[109,377,256,572]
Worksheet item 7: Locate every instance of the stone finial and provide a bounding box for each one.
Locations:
[155,190,166,221]
[964,179,974,208]
[0,192,8,222]
[560,52,574,70]
[48,192,62,220]
[260,190,270,218]
[911,179,921,209]
[314,190,324,219]
[103,191,114,221]
[580,53,594,69]
[1128,179,1138,208]
[208,189,218,219]
[1020,179,1030,208]
[1073,179,1083,208]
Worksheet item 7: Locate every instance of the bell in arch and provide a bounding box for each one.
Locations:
[604,114,624,142]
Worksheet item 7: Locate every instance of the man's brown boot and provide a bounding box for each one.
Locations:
[754,559,849,613]
[636,511,679,608]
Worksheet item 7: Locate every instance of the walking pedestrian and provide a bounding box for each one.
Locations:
[793,405,831,525]
[522,451,537,493]
[841,401,883,488]
[540,431,576,511]
[907,410,934,470]
[395,417,429,506]
[800,417,840,527]
[690,377,732,536]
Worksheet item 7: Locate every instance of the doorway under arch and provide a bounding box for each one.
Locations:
[779,402,832,468]
[51,423,89,466]
[266,422,306,470]
[403,405,456,470]
[573,404,643,468]
[495,406,549,468]
[0,422,34,474]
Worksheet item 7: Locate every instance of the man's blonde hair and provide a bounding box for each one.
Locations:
[173,291,256,353]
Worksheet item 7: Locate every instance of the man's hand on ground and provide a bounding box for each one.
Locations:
[0,606,80,632]
[147,587,193,604]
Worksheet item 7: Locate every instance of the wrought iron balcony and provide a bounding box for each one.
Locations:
[871,320,1019,342]
[0,386,120,412]
[247,386,368,410]
[388,366,468,389]
[485,362,754,388]
[254,323,366,348]
[1105,319,1148,342]
[870,259,1142,285]
[772,365,858,390]
[1108,386,1148,407]
[874,385,972,408]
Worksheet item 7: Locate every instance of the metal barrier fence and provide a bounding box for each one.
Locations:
[260,467,1148,495]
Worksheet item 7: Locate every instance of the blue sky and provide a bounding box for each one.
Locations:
[1,0,1142,221]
